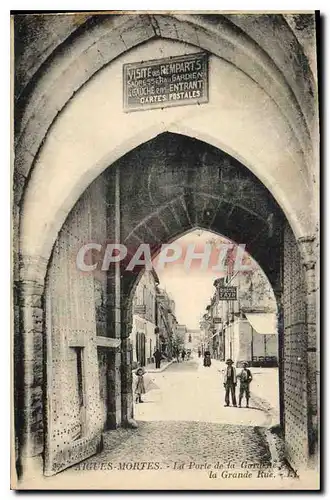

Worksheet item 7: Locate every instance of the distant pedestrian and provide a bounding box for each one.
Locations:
[198,349,201,358]
[153,349,162,369]
[175,349,180,363]
[203,350,211,367]
[237,362,253,408]
[134,367,146,403]
[181,349,186,361]
[223,359,237,407]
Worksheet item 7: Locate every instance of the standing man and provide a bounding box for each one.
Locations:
[181,349,186,362]
[238,362,253,408]
[223,359,237,407]
[153,348,162,369]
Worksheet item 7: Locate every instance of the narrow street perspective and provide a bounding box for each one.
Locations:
[50,356,284,489]
[134,358,276,427]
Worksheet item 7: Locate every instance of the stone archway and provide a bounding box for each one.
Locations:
[112,134,314,473]
[13,13,318,482]
[117,132,284,324]
[34,132,314,477]
[17,33,316,272]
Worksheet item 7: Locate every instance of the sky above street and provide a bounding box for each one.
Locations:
[154,229,228,329]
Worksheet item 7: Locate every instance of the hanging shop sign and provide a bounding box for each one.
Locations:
[134,305,146,315]
[123,52,209,112]
[218,286,238,301]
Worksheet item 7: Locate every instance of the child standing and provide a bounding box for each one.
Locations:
[134,367,146,403]
[237,362,253,408]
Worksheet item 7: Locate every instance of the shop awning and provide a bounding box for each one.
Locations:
[245,313,277,335]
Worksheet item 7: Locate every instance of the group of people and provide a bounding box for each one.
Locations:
[133,353,253,408]
[223,358,253,408]
[174,348,191,362]
[200,351,252,407]
[154,347,191,369]
[200,352,252,407]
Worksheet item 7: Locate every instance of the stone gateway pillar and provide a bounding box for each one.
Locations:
[283,224,319,471]
[15,256,48,478]
[298,235,319,466]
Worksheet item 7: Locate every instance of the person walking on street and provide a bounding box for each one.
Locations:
[198,349,201,358]
[181,349,186,362]
[223,359,237,407]
[153,348,162,369]
[237,362,253,408]
[203,350,211,367]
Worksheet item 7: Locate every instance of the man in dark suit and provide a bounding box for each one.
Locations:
[223,359,237,407]
[153,348,162,369]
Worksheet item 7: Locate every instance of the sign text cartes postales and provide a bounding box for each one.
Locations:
[123,52,209,112]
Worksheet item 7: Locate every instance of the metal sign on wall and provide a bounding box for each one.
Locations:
[123,52,209,112]
[134,305,146,315]
[218,287,237,300]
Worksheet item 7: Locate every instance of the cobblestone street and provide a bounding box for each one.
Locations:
[96,356,274,467]
[98,420,271,467]
[31,357,299,490]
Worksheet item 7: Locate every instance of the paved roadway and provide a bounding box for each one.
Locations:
[37,357,289,490]
[135,357,269,426]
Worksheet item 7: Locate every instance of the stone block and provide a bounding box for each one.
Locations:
[307,323,317,349]
[18,279,44,297]
[121,391,133,423]
[21,306,43,337]
[92,35,126,67]
[21,293,43,309]
[20,105,55,159]
[19,390,44,451]
[23,330,43,362]
[19,257,48,284]
[23,358,43,387]
[117,15,155,50]
[13,170,27,207]
[21,428,44,458]
[14,146,35,180]
[171,16,200,46]
[157,15,180,39]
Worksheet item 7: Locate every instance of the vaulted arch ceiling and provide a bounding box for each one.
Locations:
[116,133,283,292]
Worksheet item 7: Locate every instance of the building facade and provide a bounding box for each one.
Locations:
[200,306,215,355]
[130,270,159,367]
[208,267,278,367]
[173,324,188,353]
[186,329,203,353]
[156,288,177,359]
